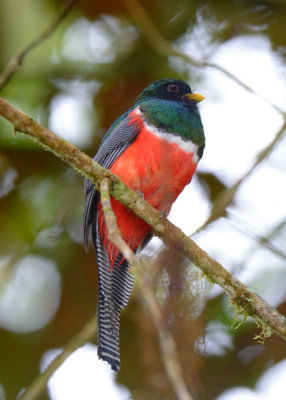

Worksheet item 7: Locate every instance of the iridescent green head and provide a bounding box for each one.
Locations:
[135,79,205,158]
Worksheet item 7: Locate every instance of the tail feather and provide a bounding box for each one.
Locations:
[111,261,134,308]
[97,296,120,371]
[93,219,134,371]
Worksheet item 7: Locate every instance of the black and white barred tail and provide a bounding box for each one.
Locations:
[83,116,140,370]
[92,220,134,371]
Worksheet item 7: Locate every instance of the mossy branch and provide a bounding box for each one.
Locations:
[122,0,286,238]
[0,96,286,342]
[19,316,97,400]
[100,179,194,400]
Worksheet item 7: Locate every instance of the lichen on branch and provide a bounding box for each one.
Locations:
[0,96,286,341]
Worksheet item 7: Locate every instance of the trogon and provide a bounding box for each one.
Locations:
[83,79,205,371]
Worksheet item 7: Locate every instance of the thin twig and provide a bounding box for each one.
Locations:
[193,119,286,234]
[136,265,195,400]
[121,0,285,116]
[0,0,78,91]
[243,120,286,179]
[19,316,97,400]
[0,96,165,233]
[122,0,286,238]
[202,61,285,116]
[1,0,285,395]
[228,212,286,260]
[99,179,194,400]
[0,98,285,340]
[100,179,138,264]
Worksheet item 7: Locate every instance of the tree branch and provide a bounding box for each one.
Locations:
[122,0,286,237]
[0,0,78,91]
[228,212,286,261]
[121,0,285,116]
[19,316,97,400]
[2,1,284,397]
[100,179,194,400]
[100,179,139,264]
[193,119,286,234]
[0,96,285,343]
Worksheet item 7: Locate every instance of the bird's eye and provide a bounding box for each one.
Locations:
[167,83,179,93]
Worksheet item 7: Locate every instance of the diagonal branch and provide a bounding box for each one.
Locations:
[0,0,78,91]
[121,0,285,116]
[19,315,97,400]
[0,97,285,339]
[193,119,286,234]
[2,0,285,397]
[100,178,194,400]
[121,0,286,243]
[121,0,286,237]
[228,212,286,261]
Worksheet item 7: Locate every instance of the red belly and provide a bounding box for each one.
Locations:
[98,109,198,264]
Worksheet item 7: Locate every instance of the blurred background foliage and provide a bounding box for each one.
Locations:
[0,0,286,399]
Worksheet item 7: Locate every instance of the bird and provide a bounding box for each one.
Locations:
[83,79,205,371]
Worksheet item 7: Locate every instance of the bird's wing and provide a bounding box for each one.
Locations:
[83,112,139,250]
[83,112,141,371]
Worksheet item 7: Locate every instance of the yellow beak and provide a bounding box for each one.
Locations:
[184,93,205,103]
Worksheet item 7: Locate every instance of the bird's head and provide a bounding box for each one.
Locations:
[134,79,204,107]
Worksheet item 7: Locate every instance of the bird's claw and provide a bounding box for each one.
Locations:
[136,190,145,200]
[159,210,167,218]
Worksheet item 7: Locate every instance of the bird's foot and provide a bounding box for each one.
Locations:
[136,190,145,200]
[159,210,168,218]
